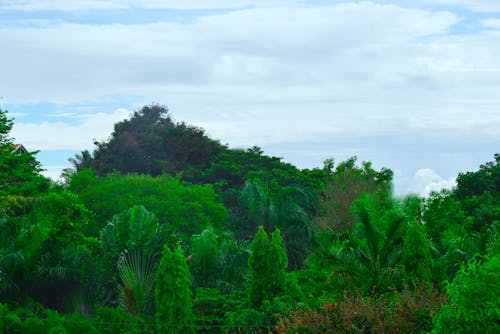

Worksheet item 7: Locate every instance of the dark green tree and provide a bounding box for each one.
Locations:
[401,221,432,283]
[236,180,313,269]
[453,154,499,249]
[76,104,224,177]
[155,245,193,333]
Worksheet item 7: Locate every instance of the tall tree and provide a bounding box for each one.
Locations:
[76,104,225,177]
[155,245,193,334]
[401,221,432,283]
[248,226,288,307]
[453,154,499,236]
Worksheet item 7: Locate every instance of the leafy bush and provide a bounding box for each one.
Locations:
[94,306,145,334]
[432,254,500,333]
[276,284,445,333]
[70,170,227,235]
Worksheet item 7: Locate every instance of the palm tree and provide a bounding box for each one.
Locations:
[328,195,406,294]
[117,248,156,316]
[238,180,313,269]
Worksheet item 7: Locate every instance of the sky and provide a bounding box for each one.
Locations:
[1,0,499,196]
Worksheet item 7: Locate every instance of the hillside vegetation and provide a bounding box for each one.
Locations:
[1,105,498,333]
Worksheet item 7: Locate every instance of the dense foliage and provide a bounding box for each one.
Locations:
[1,106,498,333]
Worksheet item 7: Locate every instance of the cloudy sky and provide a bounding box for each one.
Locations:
[1,0,499,196]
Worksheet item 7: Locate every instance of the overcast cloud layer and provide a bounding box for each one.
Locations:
[1,0,499,196]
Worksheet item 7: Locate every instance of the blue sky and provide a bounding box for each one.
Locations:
[1,0,499,196]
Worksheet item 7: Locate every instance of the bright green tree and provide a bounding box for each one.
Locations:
[432,253,500,333]
[423,191,477,281]
[69,170,227,235]
[248,226,288,308]
[155,245,193,333]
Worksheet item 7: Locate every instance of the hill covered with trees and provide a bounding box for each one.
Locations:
[1,105,498,333]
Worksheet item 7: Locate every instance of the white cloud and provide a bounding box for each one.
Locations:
[2,1,499,194]
[11,108,131,150]
[0,0,292,11]
[3,2,486,146]
[412,168,456,197]
[427,0,500,12]
[482,19,500,29]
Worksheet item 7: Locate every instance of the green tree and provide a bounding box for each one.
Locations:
[189,226,249,292]
[315,157,393,232]
[248,226,288,308]
[423,191,476,281]
[69,170,227,235]
[155,245,193,333]
[317,195,406,294]
[401,221,432,283]
[453,154,500,251]
[190,226,220,288]
[432,253,500,333]
[0,109,48,196]
[75,104,224,177]
[99,205,167,266]
[197,146,327,208]
[117,248,156,316]
[237,180,313,269]
[0,190,98,309]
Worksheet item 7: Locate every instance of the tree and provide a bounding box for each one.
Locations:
[237,180,312,269]
[423,190,476,281]
[196,146,326,208]
[99,205,167,266]
[75,104,225,177]
[189,226,220,288]
[316,195,406,294]
[69,170,228,235]
[117,248,156,316]
[315,157,393,232]
[431,252,500,333]
[248,226,288,307]
[0,109,48,195]
[155,245,193,333]
[401,221,432,283]
[453,154,499,239]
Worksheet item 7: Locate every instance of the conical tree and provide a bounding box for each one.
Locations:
[155,245,193,333]
[248,226,287,308]
[401,221,432,283]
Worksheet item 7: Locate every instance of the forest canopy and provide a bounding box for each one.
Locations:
[0,106,498,333]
